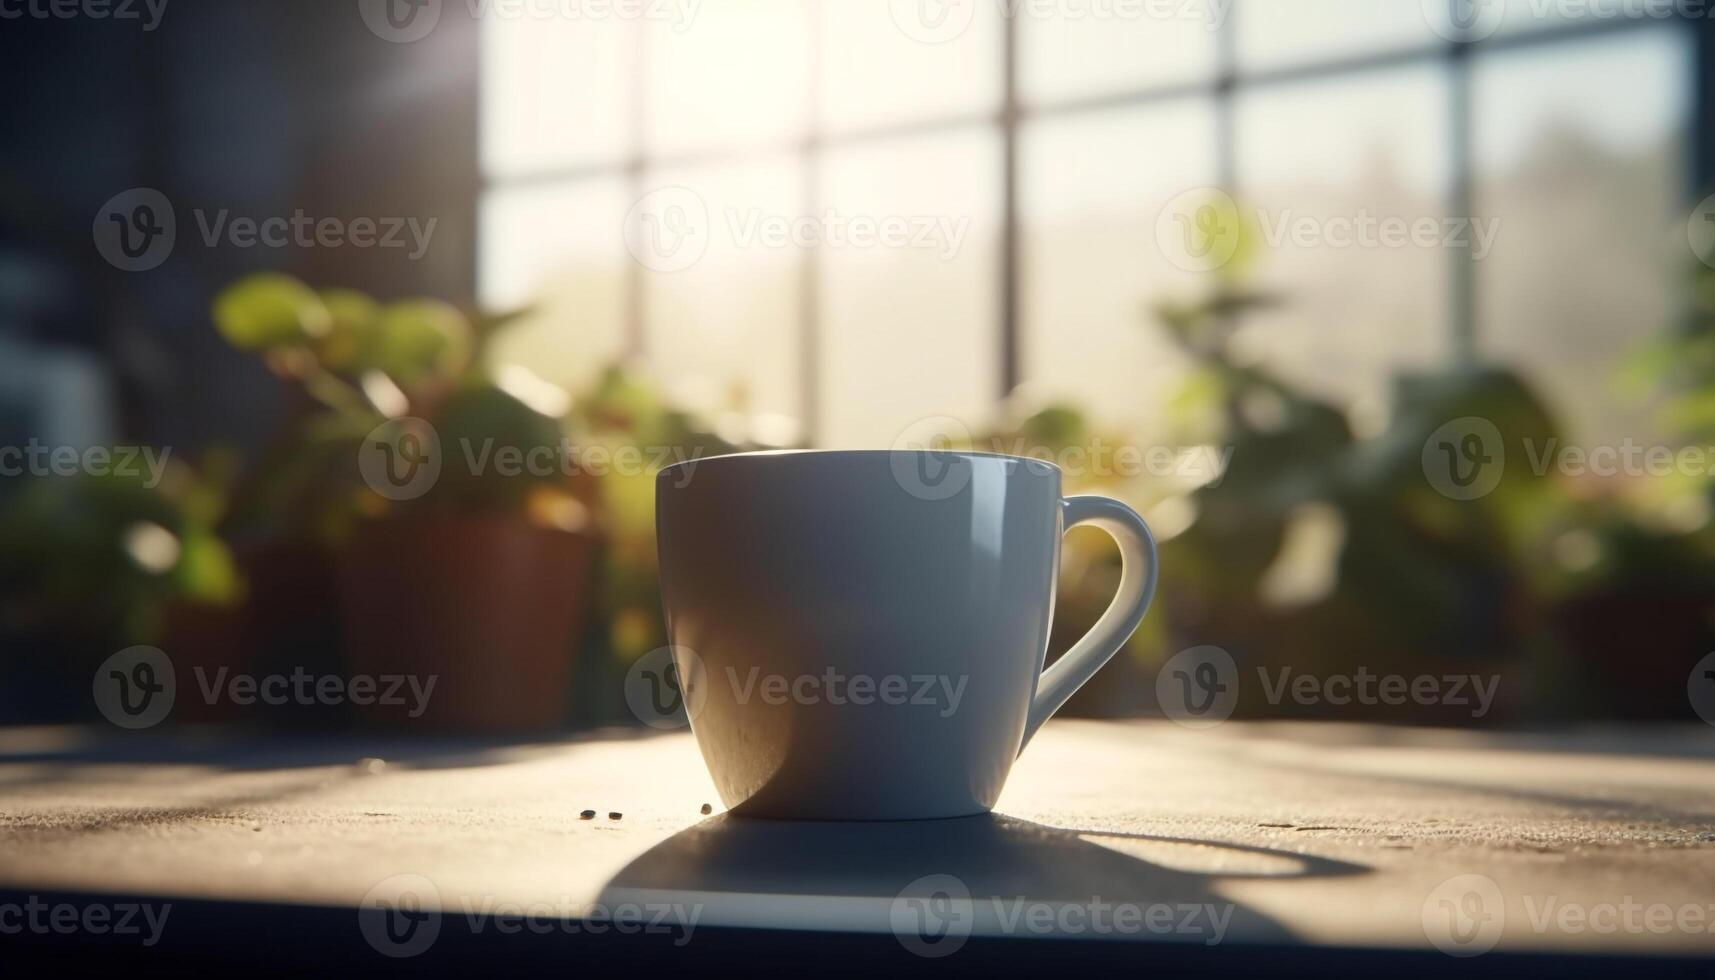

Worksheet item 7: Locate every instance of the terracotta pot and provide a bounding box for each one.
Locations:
[1554,591,1715,720]
[234,539,346,729]
[339,516,596,732]
[158,598,249,724]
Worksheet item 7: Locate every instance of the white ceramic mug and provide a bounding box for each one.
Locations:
[656,450,1158,820]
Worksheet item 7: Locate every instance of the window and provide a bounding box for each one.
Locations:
[480,1,1696,447]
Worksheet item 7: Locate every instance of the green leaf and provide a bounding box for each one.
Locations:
[315,288,382,371]
[375,299,471,384]
[212,273,331,350]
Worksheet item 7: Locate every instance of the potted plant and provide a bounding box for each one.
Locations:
[1138,222,1570,723]
[209,274,601,732]
[0,460,242,724]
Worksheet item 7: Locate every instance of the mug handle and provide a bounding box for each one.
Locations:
[1022,495,1160,749]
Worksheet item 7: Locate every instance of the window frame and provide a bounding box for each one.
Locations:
[477,3,1702,444]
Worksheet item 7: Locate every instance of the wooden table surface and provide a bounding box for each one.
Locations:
[3,720,1714,959]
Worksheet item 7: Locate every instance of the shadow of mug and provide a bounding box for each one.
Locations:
[598,813,1369,948]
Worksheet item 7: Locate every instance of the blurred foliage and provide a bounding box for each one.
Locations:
[0,454,242,649]
[970,204,1715,720]
[208,274,578,541]
[1130,210,1715,718]
[205,275,787,692]
[571,364,771,666]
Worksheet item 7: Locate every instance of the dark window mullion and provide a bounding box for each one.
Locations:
[1450,37,1477,365]
[801,0,824,445]
[1001,9,1021,400]
[625,18,648,360]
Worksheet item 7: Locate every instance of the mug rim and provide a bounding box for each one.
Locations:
[657,448,1062,483]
